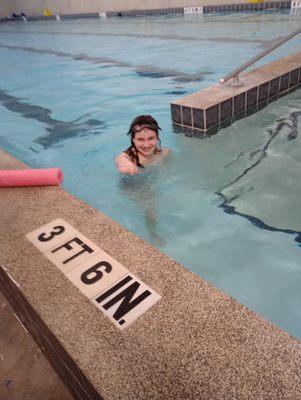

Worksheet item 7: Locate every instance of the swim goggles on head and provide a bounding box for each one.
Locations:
[128,123,162,135]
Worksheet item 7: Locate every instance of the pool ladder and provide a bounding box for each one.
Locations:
[219,27,301,86]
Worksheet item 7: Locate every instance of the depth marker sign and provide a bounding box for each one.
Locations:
[26,219,161,330]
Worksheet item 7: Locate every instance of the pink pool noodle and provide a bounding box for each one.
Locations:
[0,168,63,187]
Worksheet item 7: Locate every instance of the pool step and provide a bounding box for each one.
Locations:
[171,51,301,136]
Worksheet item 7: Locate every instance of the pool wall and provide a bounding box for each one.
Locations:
[2,0,291,19]
[1,148,301,399]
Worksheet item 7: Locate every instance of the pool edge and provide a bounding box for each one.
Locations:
[1,147,301,399]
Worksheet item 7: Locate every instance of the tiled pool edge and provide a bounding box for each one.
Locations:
[171,51,301,136]
[1,148,301,399]
[0,1,292,22]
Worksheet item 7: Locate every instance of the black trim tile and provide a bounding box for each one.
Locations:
[247,87,258,107]
[191,129,207,139]
[258,82,269,103]
[206,124,220,137]
[171,104,182,124]
[247,105,257,116]
[234,92,246,114]
[269,77,280,97]
[232,110,245,123]
[280,73,290,92]
[192,108,204,130]
[289,69,299,87]
[183,126,194,137]
[220,117,232,130]
[182,106,192,126]
[172,123,184,134]
[269,95,278,104]
[298,68,301,83]
[258,100,268,110]
[220,98,233,121]
[205,104,219,129]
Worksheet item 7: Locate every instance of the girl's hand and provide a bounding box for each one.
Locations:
[118,162,138,175]
[115,152,139,175]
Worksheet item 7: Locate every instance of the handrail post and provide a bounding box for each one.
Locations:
[234,74,239,87]
[219,27,301,85]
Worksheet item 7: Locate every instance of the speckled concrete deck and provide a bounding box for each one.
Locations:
[0,291,73,400]
[0,148,301,400]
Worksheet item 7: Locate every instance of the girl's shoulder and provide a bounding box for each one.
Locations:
[160,147,171,157]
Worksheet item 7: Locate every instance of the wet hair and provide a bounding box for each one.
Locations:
[125,115,162,168]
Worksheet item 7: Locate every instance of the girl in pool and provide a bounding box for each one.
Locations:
[115,115,170,175]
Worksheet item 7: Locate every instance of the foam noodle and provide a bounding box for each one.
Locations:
[0,168,63,187]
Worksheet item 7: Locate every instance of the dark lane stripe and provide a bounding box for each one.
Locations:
[0,29,270,45]
[220,201,301,246]
[0,43,210,82]
[0,89,106,149]
[217,111,301,244]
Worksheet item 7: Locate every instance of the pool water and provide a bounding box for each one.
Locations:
[0,10,301,338]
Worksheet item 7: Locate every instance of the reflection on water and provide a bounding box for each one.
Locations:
[219,109,301,232]
[0,89,105,149]
[118,167,165,246]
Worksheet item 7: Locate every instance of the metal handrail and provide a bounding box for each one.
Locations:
[219,27,301,85]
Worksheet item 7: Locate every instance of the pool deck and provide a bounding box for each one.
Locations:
[0,291,73,400]
[171,51,301,135]
[1,148,301,399]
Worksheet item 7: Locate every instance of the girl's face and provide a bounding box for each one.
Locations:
[133,127,158,158]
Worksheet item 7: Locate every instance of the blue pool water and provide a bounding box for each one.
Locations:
[0,10,301,338]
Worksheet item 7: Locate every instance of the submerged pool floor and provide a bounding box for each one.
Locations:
[0,11,301,338]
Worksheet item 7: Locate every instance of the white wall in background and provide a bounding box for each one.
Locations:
[0,0,16,17]
[12,0,282,16]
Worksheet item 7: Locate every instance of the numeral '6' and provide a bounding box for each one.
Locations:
[81,261,112,285]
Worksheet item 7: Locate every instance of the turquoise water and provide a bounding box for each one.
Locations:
[0,11,301,338]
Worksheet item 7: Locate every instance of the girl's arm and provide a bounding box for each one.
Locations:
[115,152,138,175]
